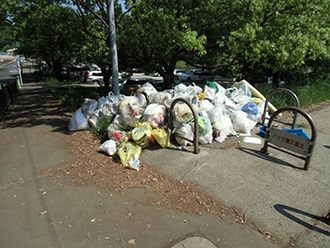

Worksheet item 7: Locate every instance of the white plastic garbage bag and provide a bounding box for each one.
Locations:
[119,96,143,126]
[138,82,158,104]
[213,112,235,136]
[68,108,90,131]
[152,91,172,106]
[230,110,252,134]
[98,140,117,156]
[174,123,194,146]
[198,100,214,118]
[143,103,166,128]
[203,85,216,100]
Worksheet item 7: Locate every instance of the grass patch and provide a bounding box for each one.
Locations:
[257,78,330,109]
[89,115,115,141]
[41,76,80,85]
[49,86,105,109]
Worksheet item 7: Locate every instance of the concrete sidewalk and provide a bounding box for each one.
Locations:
[1,82,330,247]
[141,102,330,247]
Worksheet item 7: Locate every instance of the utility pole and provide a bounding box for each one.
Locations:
[108,0,119,95]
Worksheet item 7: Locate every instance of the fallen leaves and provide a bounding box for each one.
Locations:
[60,130,236,221]
[39,211,47,215]
[128,239,136,245]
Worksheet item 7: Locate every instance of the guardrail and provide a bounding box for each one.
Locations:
[0,79,20,121]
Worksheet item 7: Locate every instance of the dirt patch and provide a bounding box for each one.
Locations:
[57,130,250,223]
[302,100,330,113]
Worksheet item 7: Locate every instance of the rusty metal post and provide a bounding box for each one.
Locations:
[169,98,200,154]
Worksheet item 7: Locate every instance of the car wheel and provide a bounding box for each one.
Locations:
[187,78,191,82]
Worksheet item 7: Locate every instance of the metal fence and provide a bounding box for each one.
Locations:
[0,80,20,121]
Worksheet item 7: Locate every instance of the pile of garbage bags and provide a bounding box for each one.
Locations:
[68,80,267,171]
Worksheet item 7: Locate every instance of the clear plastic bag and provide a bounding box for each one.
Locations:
[152,91,172,106]
[199,129,213,145]
[107,115,127,144]
[198,100,214,119]
[172,102,195,123]
[99,102,118,116]
[68,108,90,131]
[142,103,166,128]
[191,116,212,137]
[81,98,98,118]
[208,102,225,124]
[137,82,158,104]
[119,96,143,126]
[174,123,194,146]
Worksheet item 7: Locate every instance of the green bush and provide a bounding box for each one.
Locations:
[49,86,104,109]
[89,115,115,141]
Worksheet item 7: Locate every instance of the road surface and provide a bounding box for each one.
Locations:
[0,61,19,86]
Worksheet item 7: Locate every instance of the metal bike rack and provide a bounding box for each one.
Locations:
[169,98,200,154]
[262,88,300,128]
[260,107,317,170]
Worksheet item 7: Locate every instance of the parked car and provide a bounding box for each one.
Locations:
[68,66,91,81]
[178,69,203,82]
[86,71,104,85]
[173,69,185,79]
[120,78,154,95]
[191,71,221,84]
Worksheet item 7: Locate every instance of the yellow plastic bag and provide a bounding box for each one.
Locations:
[131,122,154,149]
[152,127,171,148]
[117,141,142,168]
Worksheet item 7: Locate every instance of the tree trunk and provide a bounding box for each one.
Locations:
[101,67,112,93]
[162,73,172,90]
[272,71,281,88]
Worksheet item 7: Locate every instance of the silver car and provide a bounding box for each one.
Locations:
[178,69,203,82]
[86,71,103,85]
[191,71,221,84]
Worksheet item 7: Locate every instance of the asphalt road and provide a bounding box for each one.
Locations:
[0,61,19,86]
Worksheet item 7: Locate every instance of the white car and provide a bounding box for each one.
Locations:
[178,69,203,82]
[191,71,221,84]
[173,69,185,79]
[86,71,103,85]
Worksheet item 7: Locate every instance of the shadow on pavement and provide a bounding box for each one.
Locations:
[1,82,73,134]
[237,147,304,170]
[274,204,330,236]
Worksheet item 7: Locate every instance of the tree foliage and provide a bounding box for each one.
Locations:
[6,0,330,88]
[13,2,87,77]
[0,1,16,50]
[116,0,330,87]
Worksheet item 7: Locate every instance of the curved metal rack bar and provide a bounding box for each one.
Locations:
[260,106,317,170]
[169,98,200,154]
